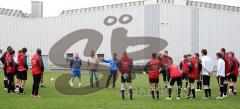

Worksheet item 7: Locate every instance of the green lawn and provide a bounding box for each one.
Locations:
[0,70,239,109]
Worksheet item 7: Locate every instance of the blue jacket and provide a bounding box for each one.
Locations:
[103,58,118,71]
[70,58,82,69]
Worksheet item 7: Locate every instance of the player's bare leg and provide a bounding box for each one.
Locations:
[228,80,234,94]
[233,82,237,95]
[155,83,159,100]
[216,81,224,100]
[19,80,26,94]
[40,75,45,88]
[150,83,155,99]
[128,83,133,100]
[121,83,125,99]
[15,78,20,92]
[203,85,210,99]
[177,82,182,99]
[191,84,196,98]
[78,77,82,87]
[155,84,160,99]
[186,82,195,99]
[223,80,228,97]
[166,84,172,100]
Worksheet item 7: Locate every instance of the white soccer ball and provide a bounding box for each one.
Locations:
[143,71,146,75]
[50,78,55,82]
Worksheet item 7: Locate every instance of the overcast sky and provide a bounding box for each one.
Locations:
[0,0,240,17]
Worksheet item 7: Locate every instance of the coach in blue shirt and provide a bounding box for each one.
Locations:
[103,53,118,88]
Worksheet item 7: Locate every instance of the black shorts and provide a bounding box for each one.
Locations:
[182,73,188,80]
[149,78,159,83]
[7,73,14,81]
[203,75,210,85]
[18,70,27,80]
[188,77,195,83]
[161,69,166,81]
[16,71,21,79]
[121,74,132,83]
[217,76,225,86]
[161,69,170,81]
[169,77,182,86]
[227,74,237,82]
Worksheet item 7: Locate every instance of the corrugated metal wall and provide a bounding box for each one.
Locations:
[198,8,240,63]
[0,4,240,68]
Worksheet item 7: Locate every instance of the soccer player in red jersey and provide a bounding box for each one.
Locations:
[5,49,16,93]
[144,53,161,100]
[228,52,239,95]
[179,55,189,90]
[186,53,201,99]
[159,51,171,88]
[195,53,203,91]
[166,58,182,100]
[118,51,133,100]
[220,48,230,97]
[18,48,28,94]
[0,46,13,90]
[31,49,44,97]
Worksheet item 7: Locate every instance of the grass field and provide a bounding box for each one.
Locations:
[0,70,240,109]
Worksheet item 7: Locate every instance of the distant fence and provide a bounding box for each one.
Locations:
[187,0,240,12]
[60,0,178,16]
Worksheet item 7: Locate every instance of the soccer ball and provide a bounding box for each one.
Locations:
[50,78,55,82]
[142,71,147,75]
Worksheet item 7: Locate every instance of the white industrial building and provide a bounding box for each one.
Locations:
[0,0,240,70]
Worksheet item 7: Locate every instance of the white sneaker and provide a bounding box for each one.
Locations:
[69,81,73,87]
[196,89,202,92]
[216,96,223,100]
[4,88,7,91]
[229,89,232,94]
[165,97,172,100]
[176,97,180,100]
[202,97,208,100]
[78,83,82,88]
[15,88,19,92]
[223,95,227,98]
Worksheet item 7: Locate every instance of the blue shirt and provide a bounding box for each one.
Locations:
[103,58,118,71]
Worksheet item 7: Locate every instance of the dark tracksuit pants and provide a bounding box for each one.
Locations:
[7,73,15,93]
[32,74,41,96]
[106,70,117,88]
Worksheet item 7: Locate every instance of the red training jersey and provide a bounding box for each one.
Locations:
[148,58,160,79]
[31,53,42,75]
[223,53,231,75]
[18,52,26,71]
[188,57,199,79]
[181,59,189,74]
[232,57,239,76]
[118,55,133,74]
[5,53,15,73]
[169,64,182,78]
